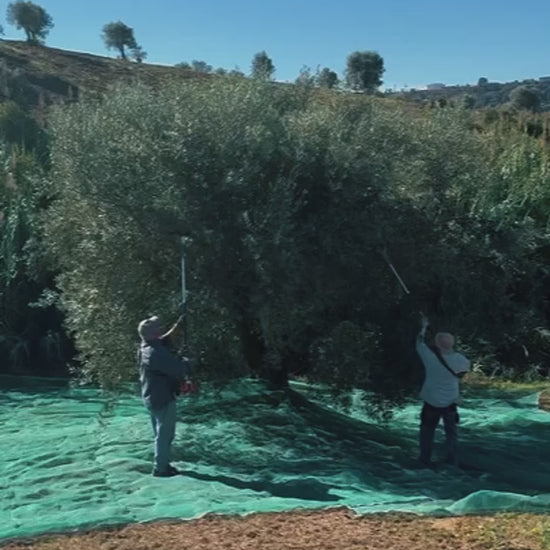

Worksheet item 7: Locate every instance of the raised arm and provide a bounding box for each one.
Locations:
[417,312,429,343]
[160,315,184,346]
[415,312,433,365]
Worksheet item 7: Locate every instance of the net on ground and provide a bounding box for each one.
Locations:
[1,375,549,541]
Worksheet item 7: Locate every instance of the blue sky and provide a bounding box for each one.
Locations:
[2,0,549,90]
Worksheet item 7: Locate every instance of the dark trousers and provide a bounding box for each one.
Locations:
[419,402,459,465]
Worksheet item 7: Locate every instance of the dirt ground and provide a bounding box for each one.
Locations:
[539,389,550,411]
[3,508,550,550]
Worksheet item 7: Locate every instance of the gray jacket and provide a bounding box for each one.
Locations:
[138,339,190,411]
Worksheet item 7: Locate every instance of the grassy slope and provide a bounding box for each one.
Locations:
[0,39,205,107]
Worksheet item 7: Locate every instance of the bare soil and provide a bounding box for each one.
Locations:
[3,508,550,550]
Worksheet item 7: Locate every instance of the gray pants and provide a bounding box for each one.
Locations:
[148,400,177,473]
[419,402,458,465]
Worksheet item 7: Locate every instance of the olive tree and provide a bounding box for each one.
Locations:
[316,67,339,89]
[251,51,274,80]
[102,21,138,59]
[6,1,53,44]
[45,78,550,400]
[345,51,384,92]
[46,80,406,390]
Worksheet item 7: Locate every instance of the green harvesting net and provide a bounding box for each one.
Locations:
[1,375,550,541]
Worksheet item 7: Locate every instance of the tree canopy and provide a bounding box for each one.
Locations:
[251,51,275,80]
[43,78,550,402]
[316,67,339,89]
[6,1,53,44]
[345,51,384,92]
[191,60,213,73]
[510,85,541,112]
[101,21,138,59]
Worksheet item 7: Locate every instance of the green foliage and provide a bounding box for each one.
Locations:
[6,1,53,44]
[130,45,147,63]
[309,321,382,391]
[101,21,137,60]
[316,67,339,89]
[0,101,33,144]
[462,94,475,109]
[295,66,315,87]
[44,78,550,399]
[0,148,70,375]
[251,51,275,80]
[191,60,212,73]
[0,61,37,106]
[510,85,541,112]
[229,68,245,78]
[0,101,47,158]
[345,51,384,92]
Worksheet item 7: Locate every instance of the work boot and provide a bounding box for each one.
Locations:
[419,458,437,470]
[152,464,180,477]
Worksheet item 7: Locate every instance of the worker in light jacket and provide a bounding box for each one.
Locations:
[416,313,470,467]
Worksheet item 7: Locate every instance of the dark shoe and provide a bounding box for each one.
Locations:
[419,459,437,470]
[152,464,180,477]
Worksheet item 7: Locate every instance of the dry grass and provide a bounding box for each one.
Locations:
[0,38,207,111]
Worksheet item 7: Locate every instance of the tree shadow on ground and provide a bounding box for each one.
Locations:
[177,468,341,501]
[174,386,550,506]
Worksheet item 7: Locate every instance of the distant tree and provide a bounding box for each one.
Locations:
[6,1,54,44]
[214,67,227,76]
[316,67,339,89]
[229,68,245,77]
[0,24,4,35]
[130,45,147,63]
[510,85,540,112]
[251,51,274,80]
[191,60,212,73]
[345,51,384,92]
[102,21,137,60]
[175,61,191,69]
[477,77,488,86]
[295,66,314,86]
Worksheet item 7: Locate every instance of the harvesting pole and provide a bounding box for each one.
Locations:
[379,247,410,295]
[179,236,188,350]
[180,236,186,312]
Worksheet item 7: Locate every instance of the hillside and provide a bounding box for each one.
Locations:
[0,39,202,110]
[388,78,550,111]
[1,39,548,115]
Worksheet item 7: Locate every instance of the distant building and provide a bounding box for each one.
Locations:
[426,83,446,90]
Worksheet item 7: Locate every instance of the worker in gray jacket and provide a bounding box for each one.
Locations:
[138,315,191,477]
